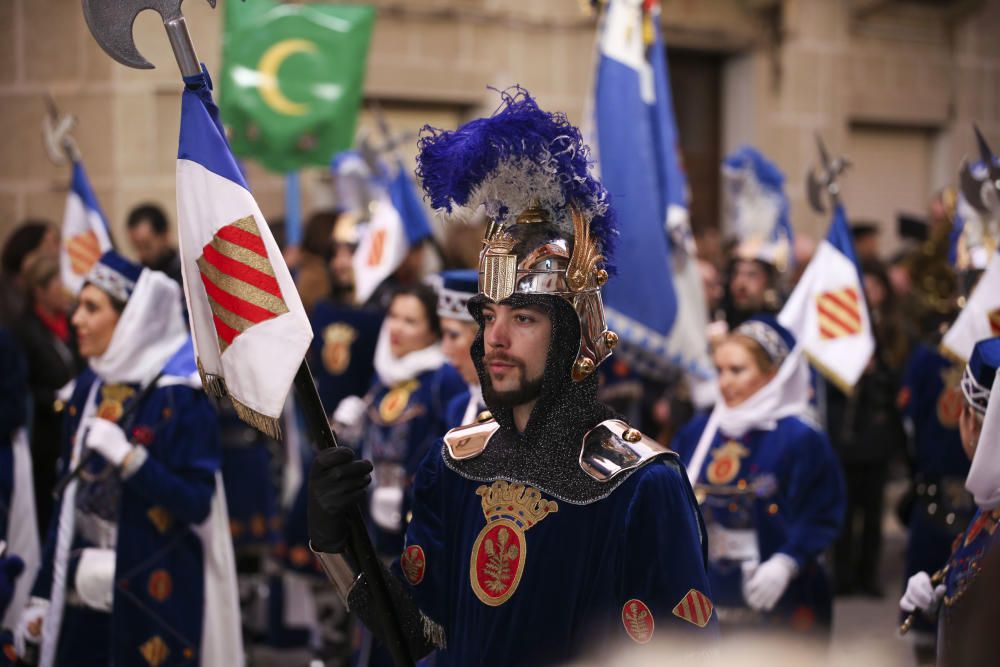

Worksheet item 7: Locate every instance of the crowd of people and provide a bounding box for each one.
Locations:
[0,89,997,667]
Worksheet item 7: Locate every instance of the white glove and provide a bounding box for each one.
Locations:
[743,553,798,612]
[14,596,48,658]
[75,547,116,612]
[85,418,134,467]
[899,571,945,614]
[332,396,367,428]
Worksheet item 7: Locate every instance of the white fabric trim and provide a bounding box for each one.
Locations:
[967,373,1000,510]
[2,428,40,631]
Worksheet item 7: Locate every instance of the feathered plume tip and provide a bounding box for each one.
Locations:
[416,86,617,267]
[722,145,790,243]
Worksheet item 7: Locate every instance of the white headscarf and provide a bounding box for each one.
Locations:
[966,372,1000,509]
[686,346,812,485]
[89,269,189,384]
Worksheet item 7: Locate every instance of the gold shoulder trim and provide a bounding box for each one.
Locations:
[444,419,500,461]
[579,419,673,482]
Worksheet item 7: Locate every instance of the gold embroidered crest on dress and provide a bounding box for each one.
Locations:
[671,589,714,628]
[937,365,965,428]
[401,545,426,585]
[322,323,357,375]
[97,384,136,422]
[622,599,655,643]
[379,380,419,423]
[706,440,749,485]
[139,636,170,666]
[469,480,557,606]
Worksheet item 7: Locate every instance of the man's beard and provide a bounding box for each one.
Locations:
[481,354,545,408]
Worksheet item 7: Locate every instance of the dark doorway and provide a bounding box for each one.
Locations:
[666,49,723,234]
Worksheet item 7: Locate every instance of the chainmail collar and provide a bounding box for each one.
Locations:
[446,294,638,505]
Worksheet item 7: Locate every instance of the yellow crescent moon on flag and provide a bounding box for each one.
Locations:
[257,39,317,116]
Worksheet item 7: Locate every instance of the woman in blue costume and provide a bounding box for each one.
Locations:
[14,252,242,667]
[673,316,845,638]
[337,283,464,559]
[431,269,486,430]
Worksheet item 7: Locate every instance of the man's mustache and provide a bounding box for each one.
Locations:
[484,353,524,367]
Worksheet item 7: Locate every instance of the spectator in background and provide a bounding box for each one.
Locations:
[125,203,182,285]
[850,221,881,263]
[15,255,83,533]
[724,256,781,329]
[1,221,60,318]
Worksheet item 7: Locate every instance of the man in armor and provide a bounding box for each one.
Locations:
[307,90,716,665]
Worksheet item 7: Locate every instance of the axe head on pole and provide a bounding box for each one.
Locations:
[81,0,216,70]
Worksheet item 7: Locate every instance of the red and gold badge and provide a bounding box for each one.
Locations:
[147,569,173,603]
[379,380,418,423]
[469,480,557,607]
[622,599,655,643]
[322,323,357,375]
[705,440,749,486]
[96,384,136,422]
[671,589,714,628]
[990,307,1000,337]
[401,545,426,585]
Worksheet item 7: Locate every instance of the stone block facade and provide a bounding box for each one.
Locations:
[1,0,998,260]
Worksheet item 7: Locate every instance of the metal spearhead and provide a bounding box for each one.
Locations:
[42,94,81,165]
[960,124,1000,217]
[81,0,216,76]
[806,134,850,214]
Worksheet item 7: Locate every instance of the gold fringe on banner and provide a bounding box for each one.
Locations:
[197,358,230,398]
[805,350,855,396]
[231,395,283,440]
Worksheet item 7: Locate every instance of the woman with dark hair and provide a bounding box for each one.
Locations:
[673,316,845,639]
[332,283,464,558]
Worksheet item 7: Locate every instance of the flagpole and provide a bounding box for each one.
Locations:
[293,361,415,666]
[285,171,302,247]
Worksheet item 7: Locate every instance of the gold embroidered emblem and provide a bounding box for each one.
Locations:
[322,323,357,375]
[146,507,173,534]
[622,598,655,643]
[706,440,749,485]
[480,230,517,302]
[401,545,426,585]
[379,380,418,423]
[672,589,714,628]
[139,635,170,667]
[97,384,136,422]
[469,481,558,606]
[147,570,173,603]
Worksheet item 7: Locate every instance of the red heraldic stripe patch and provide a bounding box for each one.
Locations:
[989,307,1000,336]
[672,589,714,628]
[622,599,655,644]
[197,215,289,353]
[816,287,862,340]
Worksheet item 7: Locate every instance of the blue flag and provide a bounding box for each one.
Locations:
[60,160,114,293]
[385,160,433,247]
[594,0,713,389]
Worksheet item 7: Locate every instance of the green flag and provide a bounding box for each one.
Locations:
[220,0,375,173]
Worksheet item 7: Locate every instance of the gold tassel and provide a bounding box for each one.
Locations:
[196,358,229,398]
[230,395,283,440]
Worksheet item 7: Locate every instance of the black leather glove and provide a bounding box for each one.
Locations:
[308,447,373,553]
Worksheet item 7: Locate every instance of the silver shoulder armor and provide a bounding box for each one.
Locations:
[444,417,500,460]
[579,419,673,482]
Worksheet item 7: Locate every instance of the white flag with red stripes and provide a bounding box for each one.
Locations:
[60,161,113,294]
[779,205,874,392]
[175,72,311,438]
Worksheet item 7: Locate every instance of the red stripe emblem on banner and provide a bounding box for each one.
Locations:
[816,287,862,339]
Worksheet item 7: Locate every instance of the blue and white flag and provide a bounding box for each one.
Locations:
[778,204,874,392]
[348,154,433,304]
[593,0,713,390]
[175,70,311,440]
[942,246,1000,362]
[60,160,113,294]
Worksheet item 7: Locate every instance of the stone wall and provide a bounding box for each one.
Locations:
[1,0,998,258]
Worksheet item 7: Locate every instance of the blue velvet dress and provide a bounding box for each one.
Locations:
[672,414,845,635]
[391,444,718,666]
[32,361,223,666]
[360,365,465,557]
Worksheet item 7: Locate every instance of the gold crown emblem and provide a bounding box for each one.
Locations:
[323,322,358,345]
[476,480,558,529]
[485,231,516,255]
